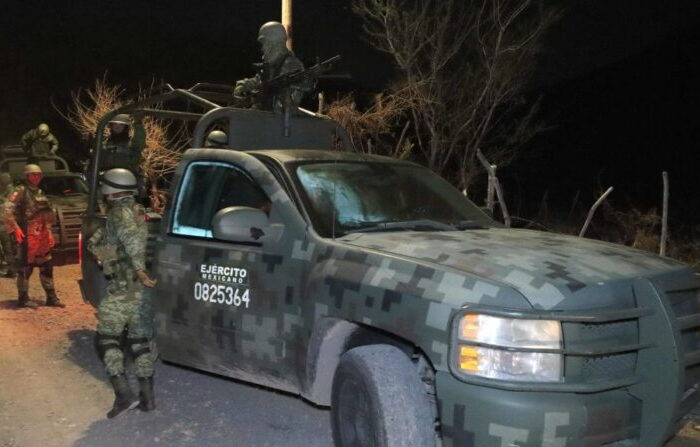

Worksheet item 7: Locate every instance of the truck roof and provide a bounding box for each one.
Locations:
[245,149,415,165]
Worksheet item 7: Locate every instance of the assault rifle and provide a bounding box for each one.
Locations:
[263,54,341,95]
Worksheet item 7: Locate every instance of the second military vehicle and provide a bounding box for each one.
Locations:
[80,88,700,446]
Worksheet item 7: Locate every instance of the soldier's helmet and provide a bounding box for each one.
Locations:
[205,130,228,148]
[0,172,11,185]
[37,123,50,137]
[109,114,132,126]
[100,168,137,196]
[258,21,287,45]
[24,164,43,176]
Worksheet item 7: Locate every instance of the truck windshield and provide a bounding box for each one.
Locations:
[293,161,493,237]
[41,176,89,196]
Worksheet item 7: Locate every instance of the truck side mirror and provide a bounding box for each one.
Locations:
[211,206,281,244]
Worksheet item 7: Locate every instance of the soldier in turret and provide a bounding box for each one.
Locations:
[5,164,64,308]
[234,21,312,110]
[21,123,59,161]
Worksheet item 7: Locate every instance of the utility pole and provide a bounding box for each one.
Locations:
[282,0,293,50]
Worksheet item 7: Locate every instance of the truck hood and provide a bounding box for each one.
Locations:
[339,228,685,310]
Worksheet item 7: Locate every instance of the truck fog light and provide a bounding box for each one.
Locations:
[458,345,562,382]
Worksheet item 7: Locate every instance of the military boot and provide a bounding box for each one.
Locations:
[137,376,156,412]
[17,292,38,309]
[45,290,65,308]
[107,374,139,418]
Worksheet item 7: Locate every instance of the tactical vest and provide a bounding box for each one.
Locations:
[14,185,51,228]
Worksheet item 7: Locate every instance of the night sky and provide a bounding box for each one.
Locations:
[2,1,700,223]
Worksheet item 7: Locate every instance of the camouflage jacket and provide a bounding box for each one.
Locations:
[88,197,147,285]
[21,129,59,157]
[5,184,53,232]
[99,121,146,173]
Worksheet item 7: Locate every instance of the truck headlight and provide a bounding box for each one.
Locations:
[454,313,563,382]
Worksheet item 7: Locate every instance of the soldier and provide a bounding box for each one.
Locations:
[100,113,146,174]
[21,123,59,160]
[204,130,228,148]
[88,168,157,418]
[5,164,64,308]
[0,173,16,277]
[234,21,312,110]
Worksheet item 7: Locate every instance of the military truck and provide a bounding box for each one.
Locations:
[80,86,700,446]
[1,145,87,263]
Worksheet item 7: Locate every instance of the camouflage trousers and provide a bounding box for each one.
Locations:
[17,259,54,294]
[96,280,155,378]
[16,237,54,294]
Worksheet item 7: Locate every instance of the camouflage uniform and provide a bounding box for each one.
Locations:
[21,127,59,159]
[90,196,154,379]
[5,182,59,304]
[0,174,15,276]
[100,119,146,175]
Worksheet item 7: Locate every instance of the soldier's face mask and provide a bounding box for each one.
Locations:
[27,173,43,187]
[110,123,126,134]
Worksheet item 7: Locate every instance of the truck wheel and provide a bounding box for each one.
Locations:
[331,345,434,447]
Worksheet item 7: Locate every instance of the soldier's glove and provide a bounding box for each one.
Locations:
[14,227,24,244]
[136,269,157,288]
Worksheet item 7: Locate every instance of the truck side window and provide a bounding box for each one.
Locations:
[171,161,270,238]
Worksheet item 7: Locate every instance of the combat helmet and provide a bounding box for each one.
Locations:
[24,164,43,175]
[100,168,137,196]
[109,114,131,126]
[258,21,287,45]
[205,130,228,148]
[37,123,50,137]
[0,172,11,186]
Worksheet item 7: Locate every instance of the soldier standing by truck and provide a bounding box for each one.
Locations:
[21,123,59,161]
[0,173,16,277]
[5,164,64,308]
[88,168,157,418]
[234,21,312,110]
[99,113,146,174]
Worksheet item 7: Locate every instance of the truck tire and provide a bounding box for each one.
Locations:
[331,344,434,447]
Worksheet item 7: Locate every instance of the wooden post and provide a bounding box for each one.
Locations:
[579,186,614,237]
[660,171,669,256]
[282,0,293,50]
[476,149,510,226]
[486,165,497,213]
[317,91,325,114]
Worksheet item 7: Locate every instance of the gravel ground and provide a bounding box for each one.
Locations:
[0,264,698,446]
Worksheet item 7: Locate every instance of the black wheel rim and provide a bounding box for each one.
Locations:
[337,376,372,446]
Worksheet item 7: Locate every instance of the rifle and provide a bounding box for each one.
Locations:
[262,55,342,95]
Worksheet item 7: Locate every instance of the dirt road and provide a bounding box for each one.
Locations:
[0,264,698,447]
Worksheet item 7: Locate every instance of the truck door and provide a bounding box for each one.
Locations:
[154,155,302,393]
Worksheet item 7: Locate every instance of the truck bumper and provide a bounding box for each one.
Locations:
[436,372,645,446]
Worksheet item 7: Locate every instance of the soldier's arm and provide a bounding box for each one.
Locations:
[48,134,59,154]
[4,189,21,232]
[113,207,146,272]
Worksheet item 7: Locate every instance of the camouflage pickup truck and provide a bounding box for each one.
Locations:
[80,100,700,446]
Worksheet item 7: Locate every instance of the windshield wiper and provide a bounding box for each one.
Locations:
[343,219,456,235]
[453,220,486,230]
